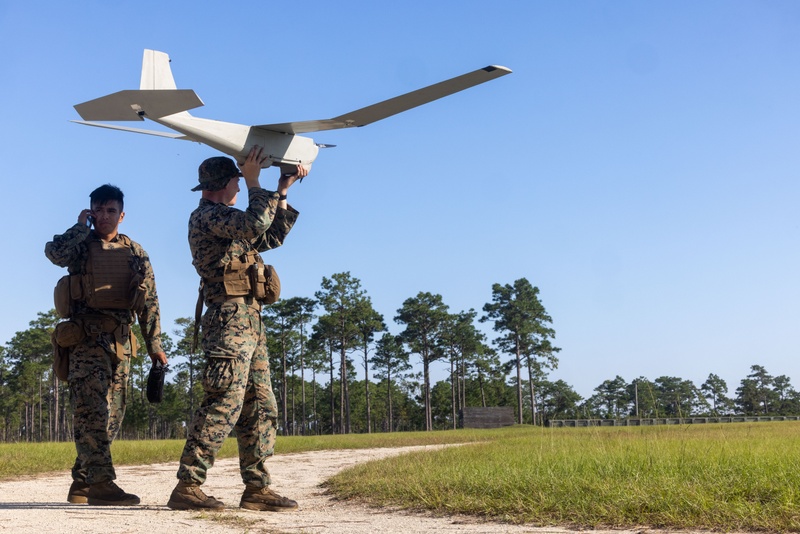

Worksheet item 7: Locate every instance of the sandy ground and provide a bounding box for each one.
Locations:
[0,445,676,534]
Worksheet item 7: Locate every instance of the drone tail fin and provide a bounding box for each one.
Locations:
[138,49,195,119]
[74,50,204,122]
[140,49,178,90]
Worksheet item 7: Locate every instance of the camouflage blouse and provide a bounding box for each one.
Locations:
[188,187,298,303]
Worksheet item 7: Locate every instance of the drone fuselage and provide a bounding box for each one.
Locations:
[150,113,319,171]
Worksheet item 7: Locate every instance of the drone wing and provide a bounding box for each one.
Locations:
[257,65,511,134]
[70,120,192,139]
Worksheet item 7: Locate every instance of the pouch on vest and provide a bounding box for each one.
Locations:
[69,274,83,301]
[54,275,71,318]
[249,263,281,304]
[54,320,86,348]
[51,331,69,382]
[221,254,252,297]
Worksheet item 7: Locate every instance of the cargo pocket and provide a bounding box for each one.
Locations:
[202,358,234,394]
[201,303,242,358]
[250,356,278,418]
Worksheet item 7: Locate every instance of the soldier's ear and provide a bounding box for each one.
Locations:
[118,211,125,223]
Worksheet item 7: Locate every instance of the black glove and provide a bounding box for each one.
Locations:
[146,360,168,403]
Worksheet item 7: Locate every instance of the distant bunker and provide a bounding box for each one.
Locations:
[461,407,516,429]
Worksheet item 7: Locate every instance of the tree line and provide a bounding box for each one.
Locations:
[1,274,797,442]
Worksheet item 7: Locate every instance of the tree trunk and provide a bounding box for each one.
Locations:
[311,369,318,435]
[387,368,393,432]
[53,376,59,441]
[291,366,296,435]
[478,371,487,408]
[450,358,457,430]
[423,355,432,431]
[528,370,536,425]
[281,333,288,435]
[300,334,306,436]
[328,343,336,434]
[526,356,536,425]
[364,353,371,434]
[515,340,523,425]
[39,378,43,441]
[340,345,350,434]
[459,356,466,420]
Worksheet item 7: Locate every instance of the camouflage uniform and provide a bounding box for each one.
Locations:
[177,187,297,488]
[45,223,163,485]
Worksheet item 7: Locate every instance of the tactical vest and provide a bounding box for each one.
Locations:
[54,235,146,318]
[192,250,280,353]
[204,250,280,304]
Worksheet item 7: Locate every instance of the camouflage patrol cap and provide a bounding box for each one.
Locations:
[192,156,243,191]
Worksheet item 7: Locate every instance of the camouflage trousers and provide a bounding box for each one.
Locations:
[69,331,131,485]
[177,301,278,488]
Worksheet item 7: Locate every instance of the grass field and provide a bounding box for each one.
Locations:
[326,423,800,531]
[2,423,799,531]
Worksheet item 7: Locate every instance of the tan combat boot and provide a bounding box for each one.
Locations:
[167,481,225,510]
[67,480,89,504]
[240,485,298,512]
[87,480,140,506]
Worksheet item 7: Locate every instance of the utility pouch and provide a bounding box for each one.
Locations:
[52,335,70,382]
[249,263,280,304]
[221,255,251,296]
[54,275,72,318]
[69,274,83,300]
[249,263,267,300]
[111,323,130,363]
[54,320,86,348]
[265,264,281,304]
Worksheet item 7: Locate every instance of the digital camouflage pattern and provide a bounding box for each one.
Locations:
[69,332,132,484]
[177,302,278,486]
[191,156,242,191]
[45,224,163,484]
[189,188,297,303]
[178,186,297,487]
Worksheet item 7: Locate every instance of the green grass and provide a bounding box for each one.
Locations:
[325,423,800,531]
[3,423,800,531]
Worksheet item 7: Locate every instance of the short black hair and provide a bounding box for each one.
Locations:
[90,184,124,210]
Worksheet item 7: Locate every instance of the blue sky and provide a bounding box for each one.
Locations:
[1,1,798,400]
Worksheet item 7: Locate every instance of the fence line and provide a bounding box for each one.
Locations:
[547,415,800,427]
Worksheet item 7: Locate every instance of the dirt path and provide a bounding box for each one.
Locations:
[0,445,642,533]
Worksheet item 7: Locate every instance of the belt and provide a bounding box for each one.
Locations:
[71,314,120,334]
[71,315,131,361]
[207,295,261,309]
